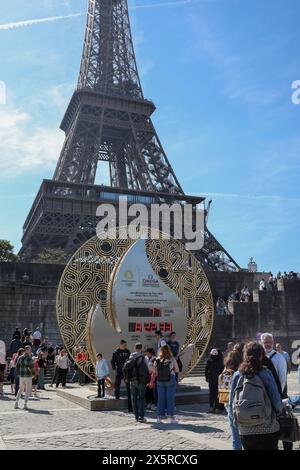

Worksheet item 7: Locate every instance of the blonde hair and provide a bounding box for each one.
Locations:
[158,344,173,360]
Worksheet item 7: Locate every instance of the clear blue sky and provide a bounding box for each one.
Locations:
[0,0,299,273]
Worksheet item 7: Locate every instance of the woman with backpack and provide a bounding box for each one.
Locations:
[220,349,244,450]
[229,341,283,450]
[154,344,179,424]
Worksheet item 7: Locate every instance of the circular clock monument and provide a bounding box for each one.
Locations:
[56,229,214,382]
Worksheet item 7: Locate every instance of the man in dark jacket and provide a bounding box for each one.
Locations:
[111,340,132,411]
[205,348,224,413]
[10,337,22,355]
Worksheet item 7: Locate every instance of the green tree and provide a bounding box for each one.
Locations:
[0,240,19,262]
[33,248,67,264]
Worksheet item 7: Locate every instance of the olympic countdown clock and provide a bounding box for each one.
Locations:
[56,229,214,381]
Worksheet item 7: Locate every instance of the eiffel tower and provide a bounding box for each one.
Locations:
[20,0,240,271]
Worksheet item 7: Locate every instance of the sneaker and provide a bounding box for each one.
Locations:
[23,404,29,410]
[14,402,19,409]
[146,404,152,410]
[169,417,178,424]
[151,404,157,411]
[138,417,147,423]
[157,417,163,423]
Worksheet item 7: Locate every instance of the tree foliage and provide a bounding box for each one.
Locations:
[0,240,19,262]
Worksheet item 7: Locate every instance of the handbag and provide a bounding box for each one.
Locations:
[278,408,300,442]
[218,389,230,405]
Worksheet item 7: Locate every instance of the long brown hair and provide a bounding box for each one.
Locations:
[158,344,173,360]
[239,341,265,375]
[224,350,242,372]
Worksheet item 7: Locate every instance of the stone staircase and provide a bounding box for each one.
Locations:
[188,357,206,377]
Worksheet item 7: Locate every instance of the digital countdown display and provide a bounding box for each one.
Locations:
[128,321,172,333]
[111,239,188,352]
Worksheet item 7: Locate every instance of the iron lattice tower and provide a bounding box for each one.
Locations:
[20,0,240,271]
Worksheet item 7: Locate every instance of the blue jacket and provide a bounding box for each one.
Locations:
[96,359,109,379]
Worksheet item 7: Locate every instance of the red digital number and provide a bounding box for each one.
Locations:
[135,322,142,332]
[165,322,172,333]
[150,322,157,332]
[144,322,150,332]
[159,322,165,333]
[153,308,161,317]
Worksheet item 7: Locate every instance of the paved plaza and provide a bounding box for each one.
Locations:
[0,373,299,451]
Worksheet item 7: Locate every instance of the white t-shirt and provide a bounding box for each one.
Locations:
[33,330,42,340]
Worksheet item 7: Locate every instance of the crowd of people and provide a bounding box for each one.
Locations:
[1,324,300,450]
[216,287,253,315]
[205,334,300,450]
[105,330,181,423]
[0,326,81,406]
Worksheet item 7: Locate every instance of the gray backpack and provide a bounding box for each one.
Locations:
[232,374,272,427]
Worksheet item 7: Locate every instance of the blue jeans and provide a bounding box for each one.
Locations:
[227,410,242,450]
[157,375,176,417]
[130,382,146,420]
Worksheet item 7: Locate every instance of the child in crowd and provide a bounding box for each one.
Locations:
[96,353,109,398]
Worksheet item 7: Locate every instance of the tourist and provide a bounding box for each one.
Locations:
[259,279,266,291]
[12,327,21,340]
[124,343,150,423]
[167,331,181,380]
[260,333,287,394]
[283,395,300,408]
[47,344,55,365]
[15,345,35,410]
[21,328,30,343]
[111,340,132,411]
[241,286,251,302]
[32,327,42,354]
[75,346,87,386]
[145,348,157,410]
[39,337,49,353]
[225,342,235,357]
[14,348,24,396]
[8,355,16,395]
[155,330,167,354]
[205,348,224,413]
[216,297,227,315]
[220,350,243,450]
[230,341,283,450]
[154,344,179,424]
[32,356,39,397]
[37,351,46,390]
[0,340,6,398]
[276,343,292,374]
[96,353,109,398]
[55,349,70,388]
[22,335,32,349]
[50,348,60,387]
[10,336,23,355]
[268,274,275,290]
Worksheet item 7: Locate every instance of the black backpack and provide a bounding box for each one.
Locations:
[156,358,172,382]
[123,356,150,384]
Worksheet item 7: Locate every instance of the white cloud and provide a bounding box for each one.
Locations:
[0,106,64,177]
[0,13,84,31]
